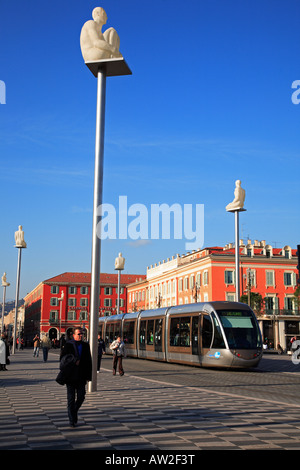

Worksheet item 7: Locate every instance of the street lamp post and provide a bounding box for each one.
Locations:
[12,226,27,354]
[1,273,10,333]
[115,253,125,315]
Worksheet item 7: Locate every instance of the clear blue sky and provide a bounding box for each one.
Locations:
[0,0,299,300]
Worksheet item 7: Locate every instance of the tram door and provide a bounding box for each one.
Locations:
[192,315,200,355]
[192,313,213,357]
[200,313,213,356]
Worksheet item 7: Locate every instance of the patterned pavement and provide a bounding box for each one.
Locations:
[1,349,300,452]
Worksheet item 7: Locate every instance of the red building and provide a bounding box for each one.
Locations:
[24,272,145,343]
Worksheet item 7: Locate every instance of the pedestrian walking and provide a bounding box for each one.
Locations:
[41,334,51,362]
[0,333,9,370]
[33,334,40,357]
[110,336,126,376]
[97,334,106,373]
[59,327,92,427]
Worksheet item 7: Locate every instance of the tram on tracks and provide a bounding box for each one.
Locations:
[99,301,263,369]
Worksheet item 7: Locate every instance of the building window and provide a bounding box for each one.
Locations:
[79,310,88,321]
[68,298,76,307]
[178,279,183,292]
[226,293,235,302]
[69,286,77,295]
[80,286,88,295]
[68,310,76,321]
[203,271,208,286]
[105,287,112,295]
[265,296,278,313]
[80,298,88,307]
[115,287,124,294]
[49,310,58,322]
[50,298,58,306]
[115,298,124,307]
[266,271,275,287]
[104,298,112,307]
[51,285,59,294]
[225,270,234,285]
[284,272,296,287]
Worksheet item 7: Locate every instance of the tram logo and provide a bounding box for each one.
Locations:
[291,340,300,365]
[96,196,204,251]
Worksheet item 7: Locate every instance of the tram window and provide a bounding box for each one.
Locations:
[211,315,226,348]
[139,320,146,351]
[192,316,199,354]
[123,321,135,344]
[140,320,146,345]
[147,320,154,345]
[155,318,163,347]
[180,317,190,346]
[170,317,190,347]
[202,314,213,349]
[217,309,261,349]
[106,322,121,345]
[170,318,180,346]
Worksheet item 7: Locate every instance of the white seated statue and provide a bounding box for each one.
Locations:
[1,272,10,287]
[80,7,122,62]
[15,225,27,248]
[226,180,246,212]
[115,253,125,270]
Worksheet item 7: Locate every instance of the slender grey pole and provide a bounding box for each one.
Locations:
[12,248,22,354]
[117,270,121,315]
[88,67,106,393]
[1,286,6,333]
[235,211,240,302]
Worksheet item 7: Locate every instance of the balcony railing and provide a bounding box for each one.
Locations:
[257,309,300,317]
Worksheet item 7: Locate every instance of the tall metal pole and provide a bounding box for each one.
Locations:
[88,67,106,393]
[117,270,121,315]
[1,286,7,333]
[12,248,22,354]
[235,211,240,302]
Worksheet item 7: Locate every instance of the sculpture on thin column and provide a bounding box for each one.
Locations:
[1,273,10,287]
[226,180,246,212]
[14,225,27,248]
[115,253,125,270]
[80,7,122,62]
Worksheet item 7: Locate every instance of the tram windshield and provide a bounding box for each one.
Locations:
[216,309,262,349]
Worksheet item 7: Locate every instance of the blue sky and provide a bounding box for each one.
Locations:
[0,0,299,300]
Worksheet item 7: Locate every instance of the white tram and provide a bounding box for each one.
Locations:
[99,301,263,369]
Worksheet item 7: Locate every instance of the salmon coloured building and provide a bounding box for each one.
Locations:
[127,240,299,351]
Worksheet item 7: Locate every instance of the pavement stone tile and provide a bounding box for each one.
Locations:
[2,349,300,451]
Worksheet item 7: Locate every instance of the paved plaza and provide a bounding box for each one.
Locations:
[1,349,300,451]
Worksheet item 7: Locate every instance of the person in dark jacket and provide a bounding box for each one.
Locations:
[97,334,106,373]
[60,327,92,427]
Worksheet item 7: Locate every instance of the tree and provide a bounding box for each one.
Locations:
[240,292,264,314]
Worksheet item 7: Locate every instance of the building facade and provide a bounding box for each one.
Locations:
[24,272,145,343]
[127,240,300,351]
